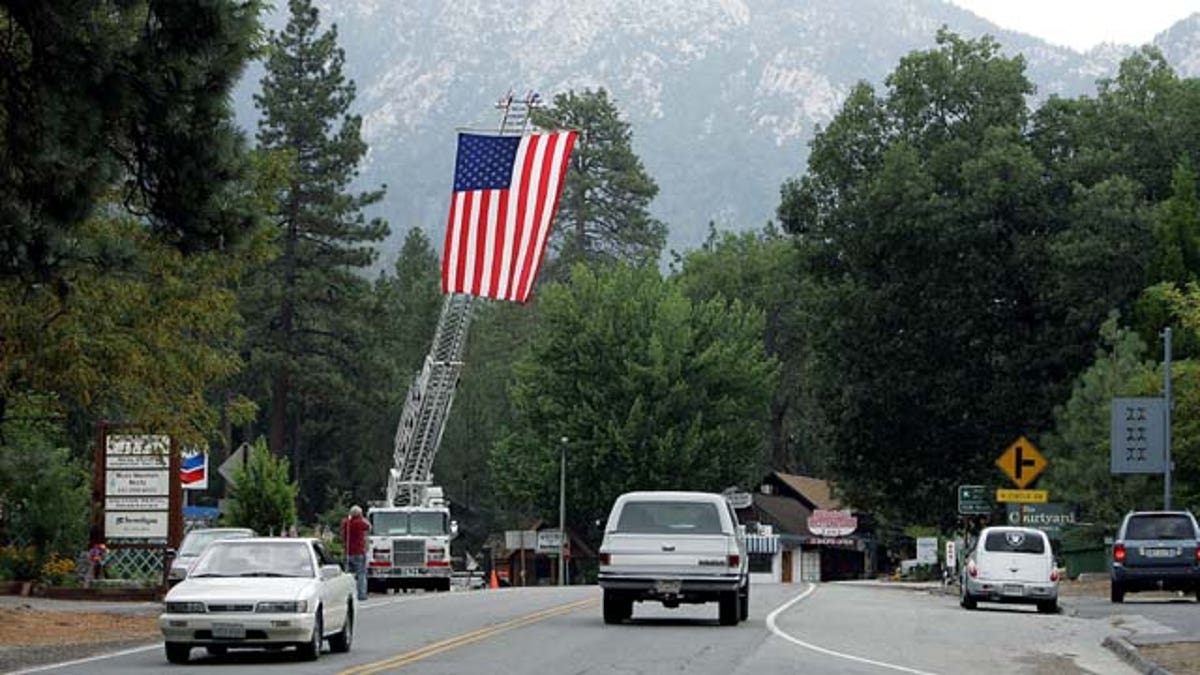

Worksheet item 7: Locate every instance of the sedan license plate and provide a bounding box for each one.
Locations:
[1002,584,1024,597]
[1143,547,1177,558]
[654,579,682,595]
[211,623,246,639]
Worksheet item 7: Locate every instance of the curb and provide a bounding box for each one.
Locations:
[1102,635,1173,675]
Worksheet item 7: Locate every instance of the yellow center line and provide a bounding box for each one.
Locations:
[338,597,598,675]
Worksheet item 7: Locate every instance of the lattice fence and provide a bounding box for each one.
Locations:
[102,548,166,583]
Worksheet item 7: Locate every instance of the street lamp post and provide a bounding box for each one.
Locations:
[559,435,567,586]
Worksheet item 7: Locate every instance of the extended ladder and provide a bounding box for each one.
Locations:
[384,92,542,507]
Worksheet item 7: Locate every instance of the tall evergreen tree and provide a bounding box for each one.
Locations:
[0,1,262,282]
[247,0,387,473]
[532,89,666,269]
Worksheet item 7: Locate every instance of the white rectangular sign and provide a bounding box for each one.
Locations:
[106,454,168,469]
[106,434,170,456]
[106,496,169,511]
[1111,398,1166,474]
[536,530,563,553]
[916,537,938,564]
[106,470,170,496]
[105,511,168,539]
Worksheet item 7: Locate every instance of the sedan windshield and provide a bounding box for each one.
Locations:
[190,541,314,578]
[178,530,252,557]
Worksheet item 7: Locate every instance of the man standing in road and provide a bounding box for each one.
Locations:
[342,505,370,601]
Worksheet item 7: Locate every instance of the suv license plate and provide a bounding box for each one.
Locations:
[1002,584,1024,597]
[211,623,246,639]
[654,579,682,594]
[1144,547,1176,558]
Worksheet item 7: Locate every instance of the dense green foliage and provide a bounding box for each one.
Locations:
[240,0,391,512]
[0,1,262,282]
[224,438,299,535]
[490,264,777,536]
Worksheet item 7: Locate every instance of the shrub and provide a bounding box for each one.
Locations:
[0,545,39,580]
[40,552,78,586]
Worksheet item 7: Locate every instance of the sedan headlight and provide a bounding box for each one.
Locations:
[255,600,308,613]
[166,601,207,614]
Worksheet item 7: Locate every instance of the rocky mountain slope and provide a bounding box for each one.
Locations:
[234,0,1200,264]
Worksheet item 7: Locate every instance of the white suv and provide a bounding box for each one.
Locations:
[960,526,1059,613]
[597,491,749,625]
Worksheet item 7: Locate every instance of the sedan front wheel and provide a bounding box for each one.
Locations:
[165,642,191,664]
[297,610,322,661]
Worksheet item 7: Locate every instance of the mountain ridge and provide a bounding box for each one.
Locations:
[233,1,1200,265]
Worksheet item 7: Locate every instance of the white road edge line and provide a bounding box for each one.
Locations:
[7,643,161,674]
[766,583,940,675]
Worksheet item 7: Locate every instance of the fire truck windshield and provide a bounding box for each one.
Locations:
[371,511,447,536]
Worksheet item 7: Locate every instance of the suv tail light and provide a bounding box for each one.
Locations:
[1113,543,1126,563]
[1195,546,1200,563]
[727,554,740,568]
[600,553,610,565]
[967,560,978,578]
[1050,568,1060,582]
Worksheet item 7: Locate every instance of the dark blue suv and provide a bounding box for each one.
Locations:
[1110,510,1200,603]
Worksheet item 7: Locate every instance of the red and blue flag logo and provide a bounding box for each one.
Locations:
[181,450,207,490]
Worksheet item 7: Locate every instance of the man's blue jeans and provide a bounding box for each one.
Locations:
[346,554,368,600]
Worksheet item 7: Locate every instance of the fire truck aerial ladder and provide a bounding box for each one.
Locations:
[366,94,542,592]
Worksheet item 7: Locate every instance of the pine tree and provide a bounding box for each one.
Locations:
[247,0,388,467]
[532,89,666,269]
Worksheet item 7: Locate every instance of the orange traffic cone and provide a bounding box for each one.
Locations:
[489,569,500,590]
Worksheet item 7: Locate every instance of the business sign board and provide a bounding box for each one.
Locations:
[181,449,208,490]
[106,470,170,497]
[808,510,858,536]
[1111,398,1166,474]
[94,427,181,549]
[105,511,169,539]
[916,537,938,564]
[504,530,538,551]
[945,541,957,570]
[536,529,563,553]
[1005,503,1078,534]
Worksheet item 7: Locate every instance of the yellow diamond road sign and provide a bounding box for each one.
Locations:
[995,436,1047,489]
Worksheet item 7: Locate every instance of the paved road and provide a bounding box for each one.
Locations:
[1067,591,1200,645]
[20,583,1140,675]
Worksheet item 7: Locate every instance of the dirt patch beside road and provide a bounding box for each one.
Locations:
[0,604,160,673]
[1138,642,1200,675]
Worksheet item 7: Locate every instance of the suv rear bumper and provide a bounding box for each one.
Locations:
[1112,565,1200,591]
[599,573,742,604]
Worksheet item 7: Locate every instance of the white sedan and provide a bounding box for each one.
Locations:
[159,537,356,663]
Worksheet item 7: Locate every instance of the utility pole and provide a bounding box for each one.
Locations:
[559,436,568,586]
[1163,327,1173,510]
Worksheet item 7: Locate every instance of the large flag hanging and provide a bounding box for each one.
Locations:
[442,130,578,302]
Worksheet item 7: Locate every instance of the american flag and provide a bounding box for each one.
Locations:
[442,130,578,302]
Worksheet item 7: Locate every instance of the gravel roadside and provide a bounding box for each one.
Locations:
[0,597,161,674]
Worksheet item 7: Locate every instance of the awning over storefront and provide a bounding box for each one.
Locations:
[746,534,780,554]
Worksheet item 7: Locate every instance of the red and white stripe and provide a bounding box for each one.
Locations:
[442,130,577,303]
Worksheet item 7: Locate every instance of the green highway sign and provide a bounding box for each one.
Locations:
[957,484,992,515]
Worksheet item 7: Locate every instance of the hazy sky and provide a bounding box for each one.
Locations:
[948,0,1198,51]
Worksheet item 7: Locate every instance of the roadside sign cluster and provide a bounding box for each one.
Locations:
[1110,397,1166,473]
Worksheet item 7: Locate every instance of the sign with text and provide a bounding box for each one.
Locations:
[106,470,170,497]
[105,496,169,511]
[1111,398,1166,474]
[957,485,992,515]
[1005,503,1077,534]
[807,510,858,536]
[106,435,170,455]
[916,537,938,564]
[536,529,563,554]
[105,511,169,539]
[996,489,1048,503]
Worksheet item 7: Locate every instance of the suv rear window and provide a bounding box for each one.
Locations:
[616,501,724,534]
[984,530,1045,554]
[1125,515,1196,540]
